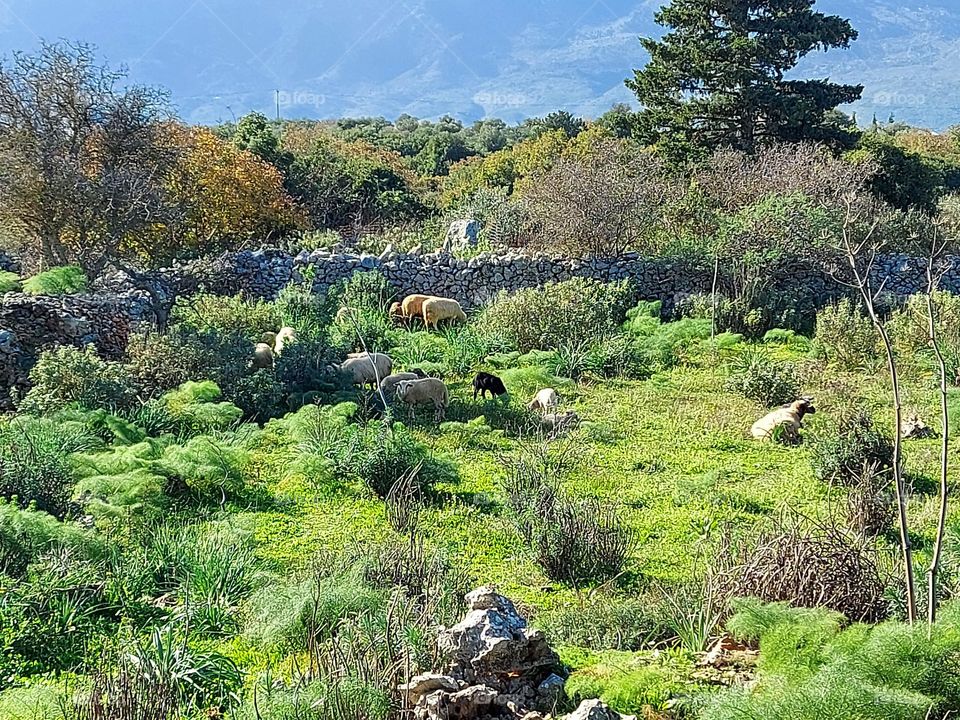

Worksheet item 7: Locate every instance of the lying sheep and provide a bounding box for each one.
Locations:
[338,352,393,390]
[542,410,580,436]
[252,342,274,370]
[379,372,422,402]
[473,372,508,400]
[750,398,816,443]
[401,294,432,320]
[274,326,296,355]
[395,377,450,422]
[527,388,560,413]
[422,297,467,329]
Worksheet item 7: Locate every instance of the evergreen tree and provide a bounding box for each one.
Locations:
[628,0,862,159]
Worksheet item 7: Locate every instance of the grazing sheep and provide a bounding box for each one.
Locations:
[252,343,274,370]
[261,331,277,347]
[527,388,560,413]
[401,294,433,320]
[338,352,393,390]
[473,372,508,400]
[422,297,467,329]
[274,326,297,355]
[394,378,450,422]
[379,372,422,402]
[750,398,816,443]
[901,413,934,440]
[541,410,580,436]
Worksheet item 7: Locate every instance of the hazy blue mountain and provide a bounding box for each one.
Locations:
[0,0,956,129]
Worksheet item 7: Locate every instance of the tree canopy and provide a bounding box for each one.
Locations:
[628,0,863,159]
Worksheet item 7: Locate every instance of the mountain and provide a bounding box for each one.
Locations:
[0,0,957,129]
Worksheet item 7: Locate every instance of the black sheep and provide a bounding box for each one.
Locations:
[473,371,508,400]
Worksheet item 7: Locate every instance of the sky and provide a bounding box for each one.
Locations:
[0,0,958,129]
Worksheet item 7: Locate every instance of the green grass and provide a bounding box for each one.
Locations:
[21,265,87,295]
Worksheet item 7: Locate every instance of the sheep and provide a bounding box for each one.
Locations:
[252,342,274,370]
[260,331,277,347]
[379,372,423,402]
[527,388,560,413]
[473,372,508,400]
[422,297,467,329]
[274,326,296,355]
[541,410,580,436]
[401,294,433,320]
[394,377,450,422]
[338,352,393,390]
[389,302,405,322]
[750,398,816,443]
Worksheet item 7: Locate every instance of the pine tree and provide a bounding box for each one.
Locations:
[628,0,862,159]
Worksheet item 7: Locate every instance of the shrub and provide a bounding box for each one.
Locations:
[676,292,739,333]
[566,650,696,715]
[538,594,670,651]
[170,292,281,339]
[346,421,450,497]
[231,369,287,421]
[21,265,87,295]
[702,599,960,720]
[273,279,333,343]
[0,417,97,517]
[327,271,396,352]
[126,328,250,399]
[889,290,960,373]
[503,440,634,587]
[725,348,801,407]
[0,270,20,293]
[155,436,250,504]
[815,298,879,369]
[0,499,101,577]
[809,406,894,486]
[19,345,135,415]
[71,440,169,520]
[161,381,243,435]
[478,278,635,353]
[713,516,890,622]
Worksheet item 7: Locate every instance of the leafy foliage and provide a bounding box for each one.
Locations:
[726,348,801,407]
[18,345,134,415]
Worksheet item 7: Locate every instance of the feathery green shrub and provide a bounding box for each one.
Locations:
[21,265,87,295]
[18,345,135,415]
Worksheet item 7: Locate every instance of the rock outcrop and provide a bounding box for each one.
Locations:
[400,586,564,720]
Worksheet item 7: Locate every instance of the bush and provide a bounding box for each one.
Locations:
[0,270,20,293]
[809,406,894,486]
[231,369,287,421]
[538,594,670,651]
[478,278,635,353]
[0,417,97,517]
[0,499,100,577]
[161,381,244,435]
[725,348,801,407]
[346,421,450,498]
[327,271,396,352]
[19,345,135,415]
[702,599,960,720]
[170,292,281,339]
[713,516,890,622]
[21,265,87,295]
[566,650,695,715]
[676,292,740,333]
[815,298,879,369]
[126,328,250,399]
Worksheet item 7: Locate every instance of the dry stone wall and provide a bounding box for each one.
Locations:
[1,247,959,410]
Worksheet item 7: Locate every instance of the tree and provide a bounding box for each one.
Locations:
[137,124,302,263]
[628,0,862,159]
[0,41,178,275]
[232,112,292,173]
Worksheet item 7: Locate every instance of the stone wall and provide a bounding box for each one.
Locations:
[1,247,959,409]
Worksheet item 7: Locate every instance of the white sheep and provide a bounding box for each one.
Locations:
[422,297,467,329]
[750,398,816,443]
[252,342,274,370]
[338,352,393,390]
[401,294,433,320]
[394,377,450,422]
[274,326,296,356]
[541,410,580,436]
[527,388,560,413]
[379,372,423,402]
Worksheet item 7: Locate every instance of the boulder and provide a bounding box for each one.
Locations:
[566,699,636,720]
[443,219,480,253]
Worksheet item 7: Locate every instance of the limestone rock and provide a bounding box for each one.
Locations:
[444,219,480,253]
[566,699,636,720]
